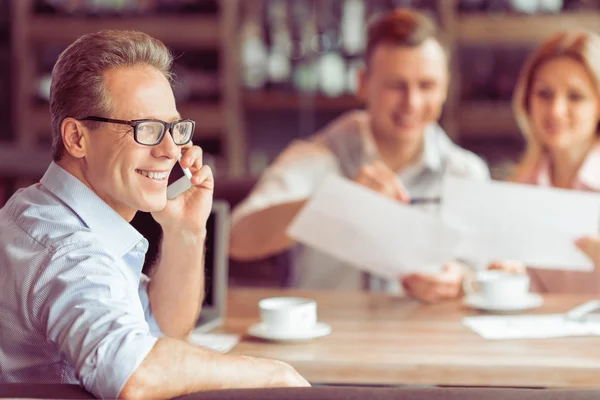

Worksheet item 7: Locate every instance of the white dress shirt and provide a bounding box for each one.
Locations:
[233,110,490,292]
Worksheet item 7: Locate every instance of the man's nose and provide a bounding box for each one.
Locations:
[403,88,423,112]
[154,130,180,159]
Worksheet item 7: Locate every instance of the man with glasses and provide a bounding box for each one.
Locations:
[0,30,308,399]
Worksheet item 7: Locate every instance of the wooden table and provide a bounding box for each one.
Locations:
[221,288,600,389]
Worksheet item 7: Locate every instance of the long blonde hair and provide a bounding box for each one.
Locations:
[512,30,600,181]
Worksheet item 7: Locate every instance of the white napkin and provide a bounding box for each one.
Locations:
[463,314,600,340]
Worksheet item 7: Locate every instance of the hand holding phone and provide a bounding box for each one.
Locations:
[166,157,193,200]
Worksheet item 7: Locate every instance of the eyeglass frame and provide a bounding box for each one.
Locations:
[76,116,196,146]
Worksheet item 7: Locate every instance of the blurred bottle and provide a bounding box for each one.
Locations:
[292,0,319,93]
[538,0,564,12]
[266,0,292,91]
[316,0,346,97]
[508,0,539,13]
[341,0,366,56]
[240,0,268,90]
[345,58,363,95]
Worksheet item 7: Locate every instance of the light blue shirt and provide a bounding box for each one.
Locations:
[0,162,162,399]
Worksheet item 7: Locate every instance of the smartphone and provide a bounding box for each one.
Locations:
[166,158,193,200]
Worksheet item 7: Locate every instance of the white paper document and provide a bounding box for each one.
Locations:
[441,177,600,271]
[188,331,239,353]
[287,175,461,279]
[463,314,600,340]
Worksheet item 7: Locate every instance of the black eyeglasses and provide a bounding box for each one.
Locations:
[78,116,195,146]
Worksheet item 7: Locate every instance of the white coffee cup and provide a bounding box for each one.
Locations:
[463,270,530,307]
[258,297,317,334]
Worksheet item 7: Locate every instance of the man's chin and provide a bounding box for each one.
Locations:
[138,197,168,213]
[386,126,424,143]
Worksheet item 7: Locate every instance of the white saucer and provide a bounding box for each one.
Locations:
[464,293,544,312]
[247,322,332,342]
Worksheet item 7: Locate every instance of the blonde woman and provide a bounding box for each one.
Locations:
[489,30,600,293]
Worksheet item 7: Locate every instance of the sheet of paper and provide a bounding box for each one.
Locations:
[463,314,600,340]
[287,175,461,279]
[441,177,600,271]
[188,331,239,353]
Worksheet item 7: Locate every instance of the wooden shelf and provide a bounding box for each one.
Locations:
[178,103,222,139]
[27,15,220,48]
[458,12,600,44]
[458,102,521,138]
[31,102,223,140]
[244,91,364,111]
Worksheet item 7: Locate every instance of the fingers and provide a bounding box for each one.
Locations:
[487,260,526,274]
[401,268,463,303]
[354,161,411,203]
[575,236,600,265]
[190,165,214,190]
[180,145,203,170]
[368,161,410,203]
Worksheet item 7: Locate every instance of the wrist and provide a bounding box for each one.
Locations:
[161,227,207,247]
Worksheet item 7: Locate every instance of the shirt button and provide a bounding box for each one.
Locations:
[136,242,144,249]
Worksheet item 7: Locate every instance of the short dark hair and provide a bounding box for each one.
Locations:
[50,30,173,161]
[365,8,447,67]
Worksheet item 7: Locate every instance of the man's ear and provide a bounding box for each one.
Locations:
[357,67,369,102]
[61,118,88,159]
[442,67,450,104]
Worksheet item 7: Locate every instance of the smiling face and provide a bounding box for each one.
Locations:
[76,65,182,220]
[359,39,449,146]
[528,56,600,153]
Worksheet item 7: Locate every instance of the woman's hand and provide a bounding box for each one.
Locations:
[401,262,466,303]
[486,260,527,274]
[575,236,600,267]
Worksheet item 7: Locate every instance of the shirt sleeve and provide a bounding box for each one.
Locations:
[231,137,342,226]
[32,239,158,399]
[138,273,163,336]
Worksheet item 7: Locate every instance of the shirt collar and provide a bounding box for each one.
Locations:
[40,162,145,257]
[360,121,447,173]
[537,144,600,191]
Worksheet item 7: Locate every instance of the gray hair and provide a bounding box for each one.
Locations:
[49,30,174,161]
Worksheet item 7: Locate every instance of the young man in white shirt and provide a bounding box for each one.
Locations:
[230,9,490,302]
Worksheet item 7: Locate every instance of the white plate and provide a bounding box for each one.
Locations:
[464,293,544,312]
[247,322,332,342]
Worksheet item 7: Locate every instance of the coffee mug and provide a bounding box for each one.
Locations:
[258,297,317,334]
[463,270,530,307]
